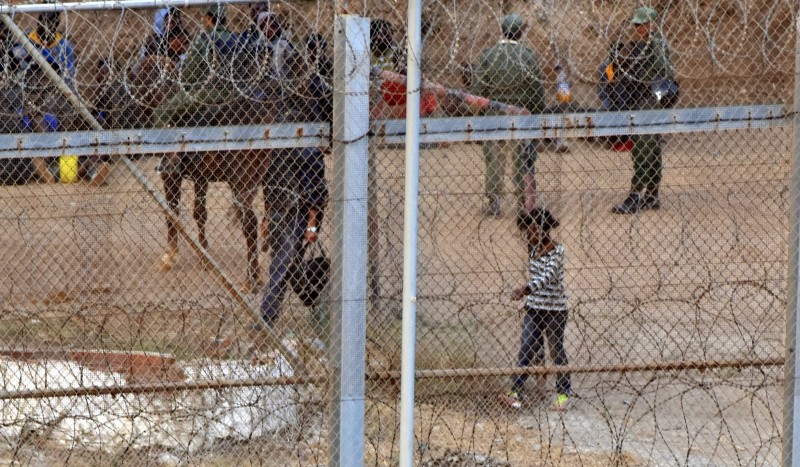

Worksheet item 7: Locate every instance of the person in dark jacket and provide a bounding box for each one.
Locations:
[611,6,676,214]
[258,68,331,335]
[472,13,544,217]
[133,7,189,73]
[0,23,31,184]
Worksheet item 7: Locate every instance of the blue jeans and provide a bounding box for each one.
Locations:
[259,209,307,326]
[513,308,572,395]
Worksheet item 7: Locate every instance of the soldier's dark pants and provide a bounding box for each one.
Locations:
[483,139,536,204]
[630,134,662,193]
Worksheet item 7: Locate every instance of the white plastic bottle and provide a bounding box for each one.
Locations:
[555,64,572,104]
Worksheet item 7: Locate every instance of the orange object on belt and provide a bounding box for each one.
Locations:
[605,63,615,82]
[380,81,438,117]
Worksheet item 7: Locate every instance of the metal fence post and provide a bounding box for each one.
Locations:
[783,8,800,467]
[330,14,369,467]
[399,0,422,466]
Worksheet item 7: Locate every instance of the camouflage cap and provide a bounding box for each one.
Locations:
[201,3,227,19]
[501,14,527,36]
[631,6,658,25]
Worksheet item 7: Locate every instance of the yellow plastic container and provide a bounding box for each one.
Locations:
[58,155,79,183]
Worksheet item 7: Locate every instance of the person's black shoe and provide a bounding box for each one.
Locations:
[481,195,502,218]
[642,194,661,210]
[611,192,644,214]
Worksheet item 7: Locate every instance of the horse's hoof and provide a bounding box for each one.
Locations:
[240,277,264,294]
[88,163,111,188]
[158,252,176,271]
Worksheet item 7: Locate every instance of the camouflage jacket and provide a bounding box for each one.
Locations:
[471,39,545,115]
[180,25,235,94]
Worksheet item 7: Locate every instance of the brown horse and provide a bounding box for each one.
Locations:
[97,55,273,292]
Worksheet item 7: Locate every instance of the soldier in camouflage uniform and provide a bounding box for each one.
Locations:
[472,13,545,217]
[153,3,237,128]
[611,6,676,214]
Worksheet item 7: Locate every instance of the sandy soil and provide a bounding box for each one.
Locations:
[0,0,794,463]
[0,124,790,465]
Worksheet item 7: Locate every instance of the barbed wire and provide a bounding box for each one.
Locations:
[0,0,793,465]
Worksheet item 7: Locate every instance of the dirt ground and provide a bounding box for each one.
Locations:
[0,124,791,465]
[0,0,794,464]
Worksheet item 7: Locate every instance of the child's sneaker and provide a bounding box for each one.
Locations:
[498,390,522,409]
[550,393,572,412]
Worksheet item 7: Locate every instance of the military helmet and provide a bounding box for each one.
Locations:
[501,13,527,36]
[631,6,658,25]
[201,3,228,20]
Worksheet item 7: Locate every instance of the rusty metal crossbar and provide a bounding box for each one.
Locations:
[373,105,789,144]
[0,357,782,401]
[0,122,330,159]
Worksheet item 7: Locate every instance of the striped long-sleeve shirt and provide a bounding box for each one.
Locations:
[524,244,568,312]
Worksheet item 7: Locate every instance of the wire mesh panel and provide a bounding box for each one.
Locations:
[363,0,791,465]
[0,1,340,465]
[0,0,793,466]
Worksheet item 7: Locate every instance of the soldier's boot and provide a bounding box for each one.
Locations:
[612,191,644,215]
[642,187,661,210]
[481,194,502,218]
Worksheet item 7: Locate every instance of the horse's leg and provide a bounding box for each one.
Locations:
[159,172,182,271]
[32,158,56,183]
[193,177,212,270]
[233,181,262,293]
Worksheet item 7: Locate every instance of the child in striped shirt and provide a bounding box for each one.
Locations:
[500,207,573,411]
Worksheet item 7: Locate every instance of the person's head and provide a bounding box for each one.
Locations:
[201,3,227,30]
[152,7,169,35]
[96,57,115,81]
[257,11,283,40]
[167,25,190,55]
[165,7,183,31]
[631,6,657,40]
[501,13,527,41]
[306,32,327,55]
[248,2,269,23]
[370,19,394,54]
[37,10,61,39]
[459,62,473,88]
[517,207,559,246]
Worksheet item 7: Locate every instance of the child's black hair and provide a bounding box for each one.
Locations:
[517,207,559,232]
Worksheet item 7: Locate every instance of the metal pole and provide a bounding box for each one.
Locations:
[330,14,369,467]
[0,13,302,374]
[399,1,422,466]
[0,0,257,14]
[783,7,800,466]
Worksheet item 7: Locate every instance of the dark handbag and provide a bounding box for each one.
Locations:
[288,241,330,307]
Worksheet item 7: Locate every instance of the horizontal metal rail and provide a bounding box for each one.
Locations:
[0,105,786,159]
[0,122,329,159]
[374,104,789,144]
[0,356,782,400]
[0,0,262,14]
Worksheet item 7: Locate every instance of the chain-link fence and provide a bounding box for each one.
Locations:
[0,0,793,465]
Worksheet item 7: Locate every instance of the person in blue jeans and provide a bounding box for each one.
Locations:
[500,207,573,411]
[257,31,331,340]
[258,146,328,330]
